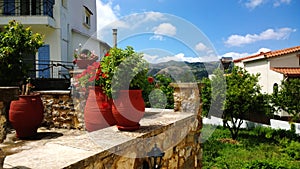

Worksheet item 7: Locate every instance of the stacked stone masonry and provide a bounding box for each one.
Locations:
[36,91,85,130]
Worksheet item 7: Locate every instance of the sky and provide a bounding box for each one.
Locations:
[96,0,300,63]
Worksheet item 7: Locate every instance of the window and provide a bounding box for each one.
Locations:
[273,83,278,96]
[83,6,93,28]
[3,0,15,15]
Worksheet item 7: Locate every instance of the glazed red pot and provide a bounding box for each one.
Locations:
[112,90,145,131]
[84,86,116,132]
[76,59,96,69]
[9,94,44,138]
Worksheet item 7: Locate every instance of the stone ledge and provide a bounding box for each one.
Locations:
[3,109,196,168]
[34,90,71,95]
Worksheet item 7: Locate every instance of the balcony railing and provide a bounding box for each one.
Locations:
[0,0,55,17]
[25,59,74,79]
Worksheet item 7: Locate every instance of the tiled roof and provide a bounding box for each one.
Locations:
[234,45,300,63]
[271,67,300,76]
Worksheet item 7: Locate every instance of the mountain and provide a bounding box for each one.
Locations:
[148,60,219,82]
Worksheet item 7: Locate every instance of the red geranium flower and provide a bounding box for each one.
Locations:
[148,76,154,83]
[102,73,108,78]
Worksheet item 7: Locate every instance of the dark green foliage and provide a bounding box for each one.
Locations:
[273,78,300,122]
[100,46,149,98]
[243,160,290,169]
[0,20,44,86]
[200,77,211,117]
[143,74,174,109]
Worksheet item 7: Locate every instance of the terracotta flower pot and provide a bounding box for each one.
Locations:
[76,59,96,69]
[9,94,44,138]
[84,86,116,132]
[112,90,145,131]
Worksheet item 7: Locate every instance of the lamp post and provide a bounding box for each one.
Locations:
[146,144,165,169]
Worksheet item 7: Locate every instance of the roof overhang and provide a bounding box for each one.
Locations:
[271,67,300,77]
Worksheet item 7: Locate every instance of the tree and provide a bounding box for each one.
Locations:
[202,66,271,140]
[0,20,44,86]
[273,78,300,122]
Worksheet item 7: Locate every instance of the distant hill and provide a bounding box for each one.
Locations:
[148,60,219,82]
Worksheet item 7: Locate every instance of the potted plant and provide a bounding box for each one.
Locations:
[0,20,43,140]
[100,46,149,131]
[74,61,116,132]
[9,78,44,138]
[73,43,99,69]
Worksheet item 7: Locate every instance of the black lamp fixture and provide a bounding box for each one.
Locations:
[146,143,165,169]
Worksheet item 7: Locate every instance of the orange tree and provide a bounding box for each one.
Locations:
[202,66,272,140]
[0,20,44,86]
[273,78,300,122]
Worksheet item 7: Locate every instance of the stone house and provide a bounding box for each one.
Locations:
[234,45,300,116]
[0,0,110,78]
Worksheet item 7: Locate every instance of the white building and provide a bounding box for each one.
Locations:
[0,0,110,78]
[234,46,300,116]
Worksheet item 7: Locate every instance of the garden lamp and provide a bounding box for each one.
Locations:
[147,144,165,169]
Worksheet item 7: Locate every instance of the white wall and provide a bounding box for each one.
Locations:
[270,53,300,68]
[69,0,97,37]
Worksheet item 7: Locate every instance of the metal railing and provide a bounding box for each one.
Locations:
[26,59,74,79]
[0,0,55,17]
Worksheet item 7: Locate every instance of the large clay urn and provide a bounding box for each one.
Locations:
[112,90,145,131]
[84,86,116,132]
[9,94,44,138]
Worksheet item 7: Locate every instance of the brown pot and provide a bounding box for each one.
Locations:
[84,86,116,132]
[112,90,145,131]
[76,59,96,69]
[9,94,44,138]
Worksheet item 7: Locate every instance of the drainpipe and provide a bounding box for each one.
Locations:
[112,29,117,48]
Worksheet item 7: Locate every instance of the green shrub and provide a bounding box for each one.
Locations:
[243,160,289,169]
[280,140,300,160]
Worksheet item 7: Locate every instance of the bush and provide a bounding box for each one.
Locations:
[280,140,300,160]
[243,160,290,169]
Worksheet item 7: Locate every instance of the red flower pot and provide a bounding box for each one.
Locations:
[76,59,96,69]
[84,86,116,132]
[112,90,145,131]
[9,94,44,138]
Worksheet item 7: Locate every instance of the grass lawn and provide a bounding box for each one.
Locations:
[202,125,300,169]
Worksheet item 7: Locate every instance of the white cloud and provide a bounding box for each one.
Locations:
[150,23,177,41]
[221,47,271,60]
[274,0,291,7]
[195,43,209,52]
[143,52,218,63]
[245,0,265,9]
[245,0,292,9]
[96,0,119,30]
[224,28,296,47]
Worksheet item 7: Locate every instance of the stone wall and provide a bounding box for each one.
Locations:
[0,87,19,143]
[67,112,201,169]
[36,90,85,130]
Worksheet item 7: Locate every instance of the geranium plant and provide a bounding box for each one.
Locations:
[99,46,149,98]
[73,43,99,64]
[74,62,101,90]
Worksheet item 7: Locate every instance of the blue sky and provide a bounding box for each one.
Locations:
[96,0,299,63]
